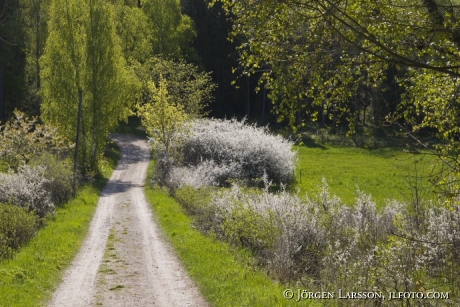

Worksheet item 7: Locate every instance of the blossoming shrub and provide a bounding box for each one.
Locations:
[0,110,71,170]
[210,184,327,281]
[0,165,54,218]
[30,153,74,206]
[169,160,243,188]
[167,118,296,188]
[0,203,39,261]
[181,180,459,304]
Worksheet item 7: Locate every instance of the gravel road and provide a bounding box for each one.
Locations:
[47,133,209,307]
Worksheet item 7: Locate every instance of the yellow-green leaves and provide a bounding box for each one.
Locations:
[137,77,190,158]
[41,0,138,173]
[134,57,215,118]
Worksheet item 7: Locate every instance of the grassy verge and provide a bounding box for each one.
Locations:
[145,161,320,307]
[0,140,120,307]
[294,144,439,207]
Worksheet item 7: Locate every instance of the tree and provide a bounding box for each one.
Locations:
[218,0,460,194]
[134,56,216,117]
[0,0,27,121]
[110,0,152,63]
[41,0,138,179]
[143,0,197,60]
[181,0,249,119]
[85,0,139,171]
[217,0,460,124]
[137,78,190,181]
[0,110,70,170]
[23,0,50,100]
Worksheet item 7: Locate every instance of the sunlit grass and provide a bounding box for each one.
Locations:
[145,161,320,307]
[293,144,439,208]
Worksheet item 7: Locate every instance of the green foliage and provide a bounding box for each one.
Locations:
[40,0,138,173]
[218,0,460,195]
[22,0,51,110]
[0,203,39,261]
[0,0,27,119]
[221,203,281,254]
[135,56,216,118]
[0,110,71,170]
[111,1,152,63]
[174,185,215,213]
[174,186,224,234]
[145,176,313,307]
[30,153,74,207]
[137,78,191,161]
[0,139,119,306]
[142,0,197,60]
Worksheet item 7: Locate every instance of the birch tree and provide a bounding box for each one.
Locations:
[41,0,137,180]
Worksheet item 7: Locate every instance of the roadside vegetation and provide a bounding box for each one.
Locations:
[146,161,323,307]
[3,0,460,306]
[0,138,119,306]
[143,116,459,307]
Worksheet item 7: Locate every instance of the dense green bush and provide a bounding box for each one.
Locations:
[174,186,214,213]
[0,203,39,261]
[173,186,221,234]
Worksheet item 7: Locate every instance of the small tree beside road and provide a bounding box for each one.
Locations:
[137,78,190,182]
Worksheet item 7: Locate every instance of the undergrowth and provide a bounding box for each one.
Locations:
[145,161,320,307]
[0,139,120,307]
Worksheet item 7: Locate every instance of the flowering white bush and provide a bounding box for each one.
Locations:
[172,118,296,186]
[206,183,327,281]
[0,165,54,217]
[175,176,460,303]
[169,160,243,188]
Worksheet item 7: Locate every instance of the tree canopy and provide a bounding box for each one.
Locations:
[40,0,138,173]
[217,0,460,191]
[137,77,191,179]
[218,0,460,130]
[134,56,216,117]
[143,0,197,60]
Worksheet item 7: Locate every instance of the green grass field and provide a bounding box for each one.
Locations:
[293,143,439,207]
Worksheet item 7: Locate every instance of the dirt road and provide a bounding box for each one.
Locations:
[48,134,209,307]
